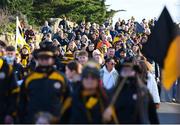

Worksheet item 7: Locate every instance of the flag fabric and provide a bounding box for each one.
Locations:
[142,7,180,90]
[16,16,27,49]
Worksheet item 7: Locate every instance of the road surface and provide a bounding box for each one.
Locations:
[158,102,180,124]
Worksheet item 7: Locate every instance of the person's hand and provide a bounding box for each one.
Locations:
[156,78,160,83]
[63,57,68,60]
[4,115,14,124]
[102,106,113,123]
[155,103,160,109]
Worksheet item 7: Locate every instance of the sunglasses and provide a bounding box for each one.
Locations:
[109,62,115,66]
[84,75,98,80]
[38,56,52,60]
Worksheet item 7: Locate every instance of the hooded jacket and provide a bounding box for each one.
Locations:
[100,66,119,90]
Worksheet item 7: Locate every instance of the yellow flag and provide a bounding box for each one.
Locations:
[16,17,27,49]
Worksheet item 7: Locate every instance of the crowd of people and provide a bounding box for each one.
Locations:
[0,15,173,124]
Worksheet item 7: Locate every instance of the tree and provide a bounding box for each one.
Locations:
[31,0,119,25]
[2,0,118,26]
[5,0,33,15]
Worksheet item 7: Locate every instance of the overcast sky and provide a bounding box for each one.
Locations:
[106,0,179,24]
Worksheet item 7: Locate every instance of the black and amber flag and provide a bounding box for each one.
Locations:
[142,7,180,90]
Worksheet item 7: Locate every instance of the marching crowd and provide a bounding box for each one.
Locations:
[0,16,164,124]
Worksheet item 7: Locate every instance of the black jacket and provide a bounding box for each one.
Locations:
[14,62,24,81]
[18,67,68,123]
[112,77,159,124]
[59,19,69,31]
[67,80,81,95]
[0,58,19,123]
[69,86,108,124]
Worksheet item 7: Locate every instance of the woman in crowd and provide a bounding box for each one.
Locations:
[92,49,104,67]
[69,61,108,123]
[136,60,160,108]
[100,58,119,97]
[65,61,82,94]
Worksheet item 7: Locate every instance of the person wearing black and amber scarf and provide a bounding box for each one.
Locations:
[70,61,108,123]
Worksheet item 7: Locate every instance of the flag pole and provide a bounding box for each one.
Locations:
[15,16,18,51]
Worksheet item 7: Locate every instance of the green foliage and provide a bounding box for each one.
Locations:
[0,8,15,34]
[0,22,16,34]
[6,0,33,15]
[0,21,16,35]
[2,0,118,26]
[53,0,118,24]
